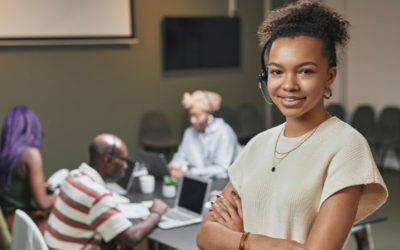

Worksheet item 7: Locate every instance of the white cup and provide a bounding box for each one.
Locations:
[139,175,155,194]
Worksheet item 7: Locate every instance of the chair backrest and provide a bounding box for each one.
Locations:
[138,110,176,148]
[350,105,376,142]
[214,105,237,131]
[234,103,264,143]
[326,103,346,121]
[376,106,400,145]
[10,209,48,250]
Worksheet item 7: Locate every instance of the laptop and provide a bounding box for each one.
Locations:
[105,163,136,195]
[137,151,170,180]
[158,174,212,229]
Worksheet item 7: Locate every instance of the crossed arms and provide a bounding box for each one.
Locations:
[196,181,362,250]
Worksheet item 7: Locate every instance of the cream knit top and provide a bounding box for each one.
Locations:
[229,117,387,244]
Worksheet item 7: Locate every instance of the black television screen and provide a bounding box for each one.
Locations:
[162,17,240,70]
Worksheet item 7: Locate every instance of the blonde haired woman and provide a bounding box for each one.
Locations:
[168,90,241,179]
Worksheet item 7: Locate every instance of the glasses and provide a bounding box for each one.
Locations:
[114,155,135,166]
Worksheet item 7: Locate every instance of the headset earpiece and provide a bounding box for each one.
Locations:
[106,136,117,159]
[203,91,216,116]
[258,36,271,86]
[258,69,268,85]
[258,36,274,105]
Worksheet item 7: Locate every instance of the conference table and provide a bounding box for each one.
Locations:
[126,177,228,250]
[125,178,387,250]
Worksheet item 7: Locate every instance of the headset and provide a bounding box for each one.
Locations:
[203,90,216,114]
[106,136,117,159]
[258,36,273,104]
[203,90,216,125]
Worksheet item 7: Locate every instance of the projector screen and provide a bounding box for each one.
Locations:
[0,0,136,46]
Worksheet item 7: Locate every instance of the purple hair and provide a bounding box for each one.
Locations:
[0,105,43,190]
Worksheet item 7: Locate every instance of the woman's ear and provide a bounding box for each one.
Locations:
[326,66,337,88]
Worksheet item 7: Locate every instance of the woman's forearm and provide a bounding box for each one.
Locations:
[197,220,306,250]
[197,220,242,250]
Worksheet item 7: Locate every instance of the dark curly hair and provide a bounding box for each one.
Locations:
[257,0,350,67]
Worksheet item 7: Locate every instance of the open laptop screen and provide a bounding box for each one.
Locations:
[178,177,208,214]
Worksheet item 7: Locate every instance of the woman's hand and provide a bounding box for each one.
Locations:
[210,191,244,232]
[167,164,182,178]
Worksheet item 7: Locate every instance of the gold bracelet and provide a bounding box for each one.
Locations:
[243,232,250,250]
[239,232,250,250]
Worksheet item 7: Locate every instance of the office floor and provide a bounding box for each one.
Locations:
[345,169,400,250]
[135,170,399,250]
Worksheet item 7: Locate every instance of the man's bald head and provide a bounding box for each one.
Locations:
[89,133,126,166]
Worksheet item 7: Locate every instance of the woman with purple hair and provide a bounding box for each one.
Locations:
[0,105,56,233]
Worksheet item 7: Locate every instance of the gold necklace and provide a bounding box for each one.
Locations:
[272,124,320,172]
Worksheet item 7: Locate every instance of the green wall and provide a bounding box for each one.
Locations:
[0,0,265,176]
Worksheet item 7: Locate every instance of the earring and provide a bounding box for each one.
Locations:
[323,87,332,99]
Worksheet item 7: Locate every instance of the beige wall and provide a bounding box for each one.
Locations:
[325,0,400,119]
[0,0,266,176]
[325,0,400,170]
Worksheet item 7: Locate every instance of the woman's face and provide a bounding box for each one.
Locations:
[188,107,209,132]
[267,36,336,122]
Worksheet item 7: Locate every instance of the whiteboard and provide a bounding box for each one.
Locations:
[0,0,137,45]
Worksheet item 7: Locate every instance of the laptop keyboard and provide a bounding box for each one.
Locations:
[165,210,192,221]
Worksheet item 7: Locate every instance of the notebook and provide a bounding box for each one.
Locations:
[158,174,212,229]
[137,151,170,180]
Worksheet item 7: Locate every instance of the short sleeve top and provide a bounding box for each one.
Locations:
[229,117,387,243]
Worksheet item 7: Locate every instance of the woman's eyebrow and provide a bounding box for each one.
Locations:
[267,61,318,68]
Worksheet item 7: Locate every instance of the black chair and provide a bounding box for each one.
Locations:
[214,105,238,131]
[138,110,179,159]
[350,105,378,156]
[234,103,264,145]
[326,103,346,121]
[375,106,400,169]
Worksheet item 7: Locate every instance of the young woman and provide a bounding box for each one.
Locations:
[197,1,387,249]
[0,105,57,233]
[168,90,241,179]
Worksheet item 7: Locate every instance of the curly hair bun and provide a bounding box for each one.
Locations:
[257,0,350,66]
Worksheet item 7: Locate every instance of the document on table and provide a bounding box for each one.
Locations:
[117,203,150,219]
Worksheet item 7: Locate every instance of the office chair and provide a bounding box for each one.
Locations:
[326,103,346,121]
[10,209,48,250]
[234,103,264,145]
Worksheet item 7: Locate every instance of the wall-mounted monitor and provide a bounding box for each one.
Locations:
[162,17,240,70]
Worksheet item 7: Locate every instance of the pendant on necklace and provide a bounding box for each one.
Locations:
[271,167,275,172]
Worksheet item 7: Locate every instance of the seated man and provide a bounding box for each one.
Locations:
[168,90,241,179]
[44,134,167,249]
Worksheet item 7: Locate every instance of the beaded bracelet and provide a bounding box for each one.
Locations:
[239,232,250,250]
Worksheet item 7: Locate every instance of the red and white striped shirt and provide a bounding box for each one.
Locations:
[44,163,132,250]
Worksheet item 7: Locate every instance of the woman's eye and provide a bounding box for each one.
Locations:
[270,69,282,75]
[299,69,315,74]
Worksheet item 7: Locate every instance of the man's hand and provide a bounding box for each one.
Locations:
[150,198,168,215]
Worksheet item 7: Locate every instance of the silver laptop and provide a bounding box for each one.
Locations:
[105,164,136,195]
[158,174,212,229]
[137,151,170,180]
